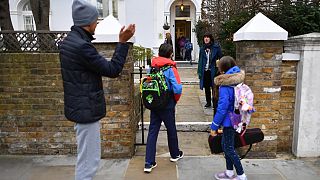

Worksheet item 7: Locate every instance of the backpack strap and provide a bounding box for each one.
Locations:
[160,65,172,71]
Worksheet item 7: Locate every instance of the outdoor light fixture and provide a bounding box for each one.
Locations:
[163,16,170,30]
[180,0,184,11]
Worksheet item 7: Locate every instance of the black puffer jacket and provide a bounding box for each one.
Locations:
[59,26,129,123]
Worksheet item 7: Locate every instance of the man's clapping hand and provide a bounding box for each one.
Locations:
[119,24,136,43]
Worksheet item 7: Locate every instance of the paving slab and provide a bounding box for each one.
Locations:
[94,159,130,180]
[135,131,211,157]
[0,156,35,180]
[0,155,129,180]
[177,66,198,83]
[177,157,320,180]
[28,166,75,180]
[124,156,177,180]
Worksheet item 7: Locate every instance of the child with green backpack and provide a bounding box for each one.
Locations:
[143,43,183,173]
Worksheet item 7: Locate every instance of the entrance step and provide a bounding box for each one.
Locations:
[138,122,210,132]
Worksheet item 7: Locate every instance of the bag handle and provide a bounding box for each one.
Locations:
[238,126,251,160]
[239,144,252,160]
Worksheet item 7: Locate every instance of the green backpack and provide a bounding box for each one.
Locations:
[140,66,171,110]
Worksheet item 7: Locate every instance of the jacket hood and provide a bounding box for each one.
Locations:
[151,56,176,68]
[214,66,245,86]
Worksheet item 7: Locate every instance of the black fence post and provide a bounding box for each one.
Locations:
[139,66,146,145]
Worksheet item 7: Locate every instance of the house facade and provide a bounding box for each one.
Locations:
[9,0,202,60]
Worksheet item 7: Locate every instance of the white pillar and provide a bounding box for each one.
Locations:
[285,33,320,157]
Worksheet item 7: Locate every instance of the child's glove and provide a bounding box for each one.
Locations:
[236,122,243,133]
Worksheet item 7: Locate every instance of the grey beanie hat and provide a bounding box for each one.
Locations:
[72,0,99,26]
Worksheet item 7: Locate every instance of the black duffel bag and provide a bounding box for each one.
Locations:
[208,128,264,159]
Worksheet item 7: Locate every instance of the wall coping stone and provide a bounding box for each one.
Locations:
[282,53,300,61]
[234,12,288,41]
[93,35,135,43]
[285,33,320,51]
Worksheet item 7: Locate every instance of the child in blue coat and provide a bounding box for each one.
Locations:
[210,56,247,180]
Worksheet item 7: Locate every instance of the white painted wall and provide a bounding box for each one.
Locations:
[285,33,320,157]
[50,0,73,31]
[125,0,155,49]
[9,0,23,30]
[8,0,202,57]
[9,0,72,30]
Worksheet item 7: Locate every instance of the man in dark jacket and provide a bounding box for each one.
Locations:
[59,0,135,179]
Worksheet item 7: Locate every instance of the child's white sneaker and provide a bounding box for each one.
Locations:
[214,171,236,180]
[230,175,247,180]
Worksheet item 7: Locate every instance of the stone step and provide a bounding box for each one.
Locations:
[181,81,199,85]
[138,122,211,132]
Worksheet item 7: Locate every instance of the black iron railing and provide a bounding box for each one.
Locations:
[0,31,68,53]
[132,45,152,68]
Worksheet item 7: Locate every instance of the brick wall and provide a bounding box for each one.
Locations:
[0,43,140,158]
[0,53,74,155]
[94,43,138,158]
[278,61,297,152]
[236,41,285,158]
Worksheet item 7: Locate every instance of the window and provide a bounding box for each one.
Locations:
[24,16,34,31]
[176,5,190,17]
[23,1,31,11]
[22,0,35,30]
[97,0,104,18]
[96,0,118,19]
[112,0,118,18]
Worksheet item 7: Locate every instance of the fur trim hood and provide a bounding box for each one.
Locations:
[214,69,245,86]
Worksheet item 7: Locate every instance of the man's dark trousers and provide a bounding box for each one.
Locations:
[145,108,179,164]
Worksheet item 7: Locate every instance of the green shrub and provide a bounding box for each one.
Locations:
[194,19,212,47]
[269,2,320,36]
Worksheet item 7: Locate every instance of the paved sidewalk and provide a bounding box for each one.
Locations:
[0,155,319,180]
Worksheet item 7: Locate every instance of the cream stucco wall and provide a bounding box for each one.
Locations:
[9,0,202,60]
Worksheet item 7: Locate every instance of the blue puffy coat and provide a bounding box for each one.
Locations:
[211,66,245,130]
[59,26,129,123]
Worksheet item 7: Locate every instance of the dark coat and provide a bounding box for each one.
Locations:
[197,43,222,90]
[59,26,129,124]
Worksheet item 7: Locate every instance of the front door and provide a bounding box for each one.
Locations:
[175,20,191,60]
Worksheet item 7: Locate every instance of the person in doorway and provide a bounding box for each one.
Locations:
[164,32,173,46]
[197,33,222,109]
[178,36,186,60]
[211,56,247,180]
[184,38,193,65]
[59,0,135,179]
[144,43,183,173]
